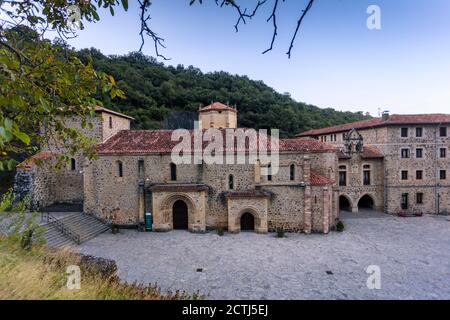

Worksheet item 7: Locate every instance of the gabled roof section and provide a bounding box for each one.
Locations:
[199,102,237,113]
[310,171,335,186]
[337,145,384,160]
[17,151,56,169]
[95,106,135,120]
[297,114,450,137]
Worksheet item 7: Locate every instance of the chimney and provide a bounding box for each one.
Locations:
[382,110,390,121]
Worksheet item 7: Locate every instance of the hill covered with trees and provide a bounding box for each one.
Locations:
[78,49,370,138]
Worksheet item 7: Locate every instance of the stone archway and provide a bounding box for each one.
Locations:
[358,194,375,210]
[240,212,255,231]
[159,194,196,231]
[339,195,352,212]
[172,200,189,230]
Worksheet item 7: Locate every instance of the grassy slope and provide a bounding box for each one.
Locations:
[0,239,199,300]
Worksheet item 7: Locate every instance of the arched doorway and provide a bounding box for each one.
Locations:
[358,194,374,210]
[240,212,255,231]
[339,195,351,212]
[172,200,188,230]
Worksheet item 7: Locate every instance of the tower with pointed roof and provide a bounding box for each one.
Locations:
[198,102,237,130]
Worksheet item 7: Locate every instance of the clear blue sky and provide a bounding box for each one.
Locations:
[67,0,450,116]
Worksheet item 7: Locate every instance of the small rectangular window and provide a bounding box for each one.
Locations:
[363,170,371,186]
[401,170,408,180]
[440,170,447,180]
[416,127,423,137]
[416,148,423,158]
[416,170,423,180]
[440,148,446,158]
[70,158,76,171]
[339,171,347,186]
[118,162,123,177]
[401,149,410,158]
[401,128,408,138]
[440,127,447,137]
[416,193,423,204]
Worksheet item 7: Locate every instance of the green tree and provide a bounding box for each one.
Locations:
[0,1,127,169]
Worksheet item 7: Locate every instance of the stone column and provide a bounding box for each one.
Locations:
[138,181,145,226]
[322,187,330,234]
[303,156,312,234]
[227,199,239,233]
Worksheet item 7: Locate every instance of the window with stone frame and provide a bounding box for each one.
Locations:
[117,161,123,177]
[109,116,113,129]
[401,148,410,158]
[440,170,447,180]
[416,193,423,204]
[416,127,423,137]
[416,170,423,180]
[290,164,295,181]
[401,170,408,180]
[228,174,234,190]
[440,127,447,137]
[416,148,423,158]
[70,158,76,171]
[338,165,347,186]
[401,127,408,138]
[440,148,446,158]
[170,163,177,181]
[363,165,371,185]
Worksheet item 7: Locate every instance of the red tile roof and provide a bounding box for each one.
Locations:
[199,102,237,113]
[279,138,336,153]
[310,171,335,186]
[297,114,450,137]
[338,145,384,159]
[95,106,135,120]
[17,151,56,169]
[95,130,336,155]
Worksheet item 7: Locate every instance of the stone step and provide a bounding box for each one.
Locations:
[42,213,110,246]
[79,228,111,244]
[40,224,76,249]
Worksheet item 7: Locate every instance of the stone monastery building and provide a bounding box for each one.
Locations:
[15,104,450,234]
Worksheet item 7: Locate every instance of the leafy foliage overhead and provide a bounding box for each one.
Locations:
[80,49,371,138]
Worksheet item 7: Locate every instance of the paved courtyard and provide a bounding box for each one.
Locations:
[76,210,450,299]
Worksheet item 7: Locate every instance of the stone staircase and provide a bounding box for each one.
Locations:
[41,213,110,249]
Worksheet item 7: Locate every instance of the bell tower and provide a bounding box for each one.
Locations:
[198,102,237,130]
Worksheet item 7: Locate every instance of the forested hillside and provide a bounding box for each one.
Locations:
[78,49,370,138]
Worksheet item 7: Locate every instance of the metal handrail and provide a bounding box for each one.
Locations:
[47,213,81,244]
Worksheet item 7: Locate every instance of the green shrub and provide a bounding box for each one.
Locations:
[217,227,224,236]
[336,220,345,232]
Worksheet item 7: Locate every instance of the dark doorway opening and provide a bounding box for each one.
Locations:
[339,196,351,212]
[240,212,255,231]
[173,200,188,230]
[358,195,374,210]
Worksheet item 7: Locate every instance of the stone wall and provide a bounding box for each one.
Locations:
[338,154,384,212]
[101,112,131,142]
[84,151,337,233]
[198,110,237,129]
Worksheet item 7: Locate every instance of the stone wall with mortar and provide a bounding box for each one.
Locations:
[84,151,337,233]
